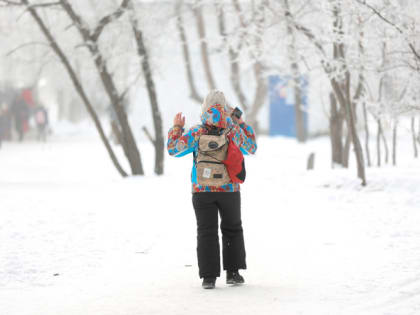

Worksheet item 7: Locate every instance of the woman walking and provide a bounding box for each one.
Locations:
[167,90,257,289]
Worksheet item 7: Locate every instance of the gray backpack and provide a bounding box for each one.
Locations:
[195,131,231,186]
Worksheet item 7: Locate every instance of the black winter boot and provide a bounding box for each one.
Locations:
[226,271,245,285]
[202,277,216,289]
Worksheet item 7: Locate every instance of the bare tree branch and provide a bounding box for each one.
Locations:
[60,0,145,175]
[216,2,248,110]
[20,0,128,177]
[91,0,130,42]
[282,7,328,65]
[231,0,268,127]
[0,0,20,5]
[60,0,129,43]
[193,4,217,91]
[129,0,165,175]
[142,126,155,146]
[354,0,420,62]
[6,41,50,56]
[231,0,251,57]
[1,0,59,7]
[59,0,91,39]
[175,0,203,103]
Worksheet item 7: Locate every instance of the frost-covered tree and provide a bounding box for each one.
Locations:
[0,0,166,176]
[175,0,270,133]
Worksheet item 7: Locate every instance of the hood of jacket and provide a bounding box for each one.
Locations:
[200,103,233,129]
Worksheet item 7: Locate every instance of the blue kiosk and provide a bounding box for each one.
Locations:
[269,75,308,137]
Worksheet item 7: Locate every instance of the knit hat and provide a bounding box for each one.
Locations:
[201,90,227,114]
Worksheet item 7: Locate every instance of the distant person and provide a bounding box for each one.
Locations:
[167,90,257,289]
[34,106,49,142]
[4,104,12,141]
[12,95,29,142]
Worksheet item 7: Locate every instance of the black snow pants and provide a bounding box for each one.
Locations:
[192,191,246,279]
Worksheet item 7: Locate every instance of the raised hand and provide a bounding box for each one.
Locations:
[173,112,185,128]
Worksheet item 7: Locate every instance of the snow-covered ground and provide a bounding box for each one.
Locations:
[1,125,420,315]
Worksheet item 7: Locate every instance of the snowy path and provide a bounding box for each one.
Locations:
[1,134,420,315]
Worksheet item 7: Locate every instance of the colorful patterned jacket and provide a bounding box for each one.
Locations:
[167,104,257,193]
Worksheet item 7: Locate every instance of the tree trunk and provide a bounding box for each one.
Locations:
[356,19,371,167]
[247,61,267,134]
[193,5,216,91]
[284,0,306,142]
[216,4,248,111]
[331,1,366,185]
[329,92,344,167]
[362,101,372,166]
[232,0,267,134]
[249,2,268,136]
[130,2,165,175]
[342,72,352,169]
[376,118,388,166]
[91,46,144,175]
[412,117,418,158]
[176,1,202,103]
[285,0,367,184]
[376,119,381,167]
[60,0,144,176]
[68,59,84,122]
[293,75,306,142]
[392,119,398,166]
[330,1,349,168]
[23,0,128,177]
[331,76,366,185]
[343,129,351,168]
[111,121,122,145]
[380,122,389,164]
[418,118,420,145]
